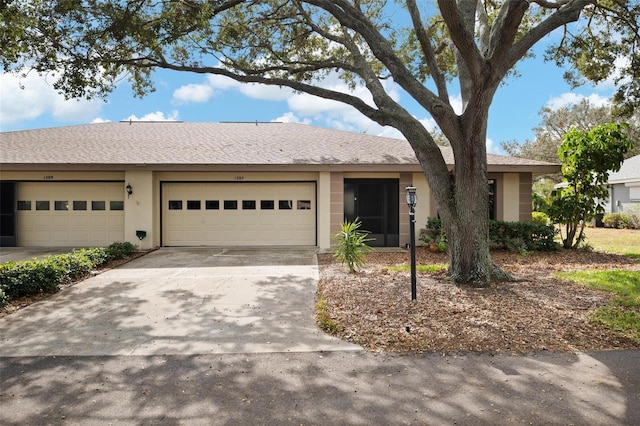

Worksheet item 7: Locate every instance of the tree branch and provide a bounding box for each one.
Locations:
[437,0,484,79]
[405,0,449,101]
[503,0,591,73]
[487,0,530,63]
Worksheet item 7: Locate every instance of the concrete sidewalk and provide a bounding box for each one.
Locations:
[0,248,361,356]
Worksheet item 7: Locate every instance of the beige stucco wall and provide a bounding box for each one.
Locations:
[502,173,520,221]
[124,170,155,250]
[0,171,124,181]
[318,172,332,250]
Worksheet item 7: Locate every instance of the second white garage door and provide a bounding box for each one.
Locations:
[162,182,316,246]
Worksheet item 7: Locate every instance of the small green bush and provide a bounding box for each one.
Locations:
[332,218,373,273]
[531,211,549,225]
[603,212,639,229]
[0,241,138,308]
[0,259,65,300]
[489,220,559,253]
[46,252,94,281]
[80,247,109,267]
[106,241,137,260]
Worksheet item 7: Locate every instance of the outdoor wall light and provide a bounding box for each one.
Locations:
[405,186,417,301]
[406,186,417,208]
[125,183,133,198]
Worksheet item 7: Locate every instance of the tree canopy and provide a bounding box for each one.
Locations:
[2,0,639,285]
[548,123,632,248]
[502,100,640,165]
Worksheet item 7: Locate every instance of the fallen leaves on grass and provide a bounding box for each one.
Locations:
[317,248,640,353]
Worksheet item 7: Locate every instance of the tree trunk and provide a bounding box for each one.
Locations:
[437,137,512,287]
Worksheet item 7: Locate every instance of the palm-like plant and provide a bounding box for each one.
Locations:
[332,218,373,273]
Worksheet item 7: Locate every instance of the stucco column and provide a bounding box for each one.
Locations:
[123,170,155,250]
[317,171,332,250]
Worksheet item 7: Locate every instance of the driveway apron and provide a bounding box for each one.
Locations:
[0,248,362,356]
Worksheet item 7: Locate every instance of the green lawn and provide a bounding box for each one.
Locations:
[387,263,448,274]
[582,227,640,258]
[556,269,640,343]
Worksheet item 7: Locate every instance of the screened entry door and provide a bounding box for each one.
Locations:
[344,179,399,247]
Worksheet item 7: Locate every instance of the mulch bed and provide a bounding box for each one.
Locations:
[317,248,640,353]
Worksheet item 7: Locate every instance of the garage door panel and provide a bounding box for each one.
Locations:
[163,182,316,246]
[17,182,125,247]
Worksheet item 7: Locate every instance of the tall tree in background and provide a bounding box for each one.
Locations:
[502,100,640,165]
[2,1,639,286]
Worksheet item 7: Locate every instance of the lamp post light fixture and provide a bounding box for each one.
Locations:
[405,186,418,301]
[125,183,133,198]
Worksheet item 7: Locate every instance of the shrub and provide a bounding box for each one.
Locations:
[531,211,549,225]
[105,241,137,260]
[46,252,94,281]
[332,218,373,273]
[80,247,109,267]
[0,286,7,308]
[603,212,640,229]
[0,241,138,308]
[489,220,559,253]
[0,259,65,301]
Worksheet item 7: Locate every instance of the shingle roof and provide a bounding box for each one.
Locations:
[609,154,640,184]
[0,122,558,170]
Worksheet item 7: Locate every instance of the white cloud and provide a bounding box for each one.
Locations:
[449,94,464,115]
[0,71,104,126]
[173,82,214,104]
[486,137,503,155]
[91,117,112,124]
[123,111,180,121]
[272,112,311,124]
[546,92,610,110]
[173,73,292,104]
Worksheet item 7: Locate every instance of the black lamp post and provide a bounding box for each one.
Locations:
[406,186,417,301]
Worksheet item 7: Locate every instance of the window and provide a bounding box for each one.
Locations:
[187,200,201,210]
[261,200,274,210]
[242,200,256,210]
[110,201,124,211]
[17,201,31,210]
[279,200,293,210]
[297,200,311,210]
[168,200,183,210]
[55,201,69,211]
[224,200,238,210]
[92,201,106,211]
[36,201,50,211]
[205,200,219,210]
[73,201,87,211]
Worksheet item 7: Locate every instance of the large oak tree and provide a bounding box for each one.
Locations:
[2,0,639,286]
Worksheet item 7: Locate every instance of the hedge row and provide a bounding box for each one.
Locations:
[0,241,137,308]
[422,218,559,254]
[602,212,640,229]
[488,220,560,252]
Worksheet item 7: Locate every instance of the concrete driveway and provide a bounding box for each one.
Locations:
[0,248,361,356]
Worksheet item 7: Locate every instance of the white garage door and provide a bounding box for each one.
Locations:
[162,182,316,246]
[16,182,125,247]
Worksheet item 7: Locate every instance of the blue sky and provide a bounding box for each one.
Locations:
[0,43,615,155]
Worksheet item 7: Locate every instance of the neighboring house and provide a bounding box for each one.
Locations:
[605,154,640,214]
[0,122,559,250]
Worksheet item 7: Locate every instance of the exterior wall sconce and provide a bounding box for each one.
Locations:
[405,186,417,301]
[125,183,133,198]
